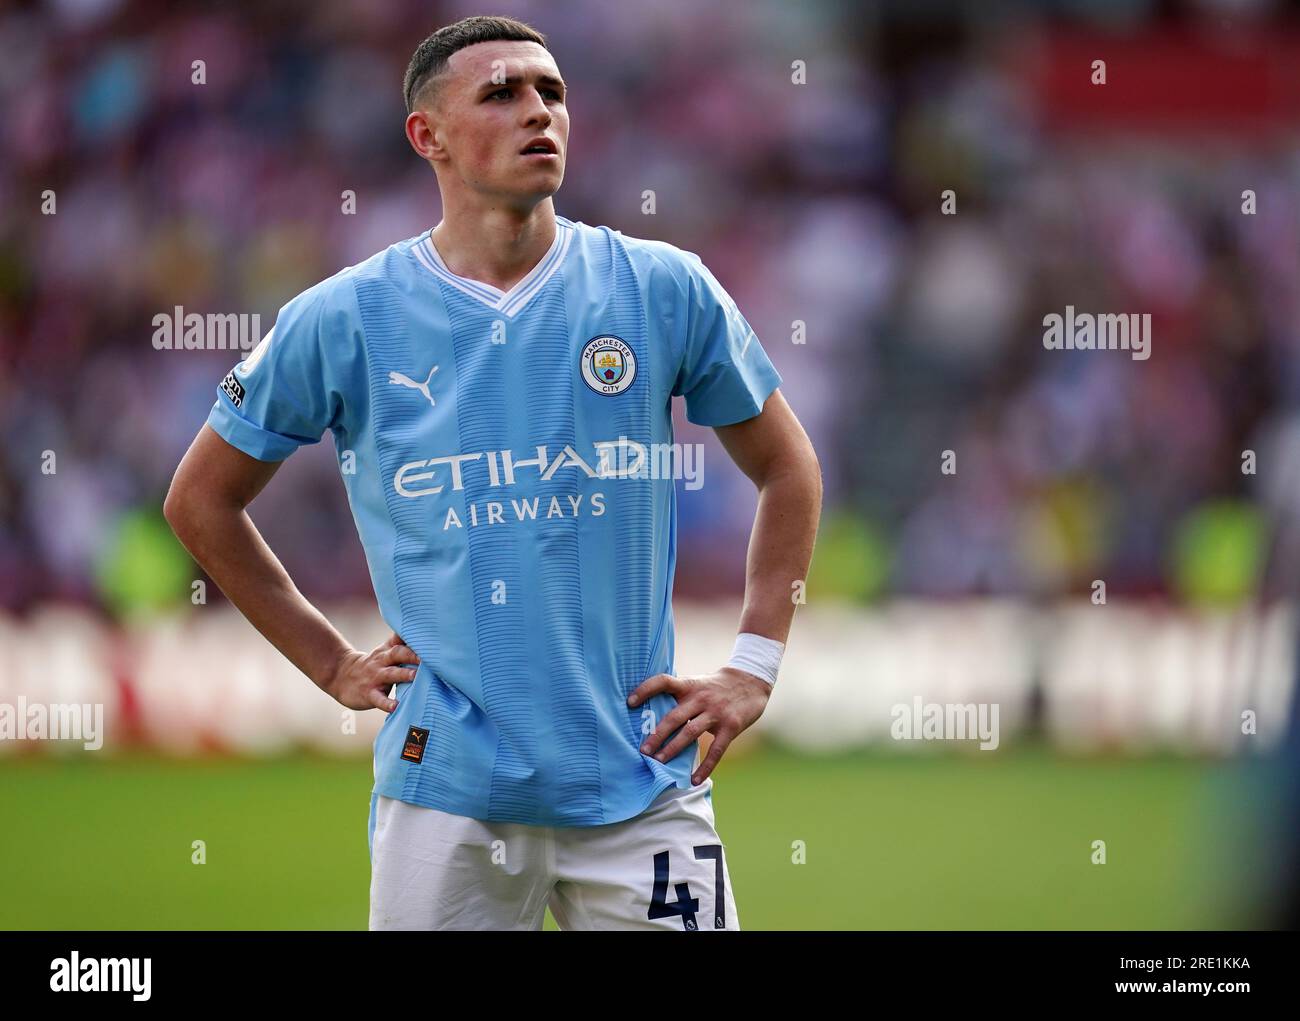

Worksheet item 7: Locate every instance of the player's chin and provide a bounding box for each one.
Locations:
[492,167,563,208]
[516,173,565,202]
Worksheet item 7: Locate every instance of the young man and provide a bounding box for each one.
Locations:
[165,15,821,930]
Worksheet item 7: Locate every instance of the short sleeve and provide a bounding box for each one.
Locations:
[205,287,338,462]
[672,254,782,427]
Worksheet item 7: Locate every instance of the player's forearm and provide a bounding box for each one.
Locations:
[165,500,352,691]
[736,456,823,645]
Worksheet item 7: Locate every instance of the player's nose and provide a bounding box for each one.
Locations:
[519,88,552,129]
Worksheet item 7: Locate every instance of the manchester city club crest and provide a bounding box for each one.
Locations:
[580,335,637,395]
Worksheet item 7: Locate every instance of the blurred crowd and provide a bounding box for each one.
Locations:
[0,0,1294,613]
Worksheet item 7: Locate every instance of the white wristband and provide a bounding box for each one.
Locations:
[726,632,785,686]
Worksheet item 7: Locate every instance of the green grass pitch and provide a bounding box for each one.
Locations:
[0,744,1259,929]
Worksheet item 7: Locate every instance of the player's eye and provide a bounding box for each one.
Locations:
[542,88,562,101]
[487,87,511,101]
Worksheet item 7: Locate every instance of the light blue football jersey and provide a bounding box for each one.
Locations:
[207,215,782,826]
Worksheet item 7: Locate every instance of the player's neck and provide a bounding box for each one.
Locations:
[430,199,557,293]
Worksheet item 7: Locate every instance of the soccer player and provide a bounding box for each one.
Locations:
[164,15,822,931]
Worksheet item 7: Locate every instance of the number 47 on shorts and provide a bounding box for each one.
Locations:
[648,844,727,930]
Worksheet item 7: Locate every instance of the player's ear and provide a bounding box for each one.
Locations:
[405,109,445,164]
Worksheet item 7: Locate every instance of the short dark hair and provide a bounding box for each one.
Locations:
[403,15,548,114]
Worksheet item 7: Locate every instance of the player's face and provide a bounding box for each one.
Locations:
[431,41,568,206]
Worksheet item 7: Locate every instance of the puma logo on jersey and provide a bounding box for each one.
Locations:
[389,365,439,407]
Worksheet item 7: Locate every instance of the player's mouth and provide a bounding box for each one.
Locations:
[519,137,559,161]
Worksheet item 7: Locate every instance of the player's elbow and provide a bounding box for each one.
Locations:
[163,467,223,550]
[768,433,821,499]
[803,445,824,510]
[162,474,198,545]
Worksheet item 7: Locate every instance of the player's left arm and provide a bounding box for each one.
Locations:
[629,387,823,784]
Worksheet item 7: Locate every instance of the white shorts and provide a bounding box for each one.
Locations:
[368,779,740,931]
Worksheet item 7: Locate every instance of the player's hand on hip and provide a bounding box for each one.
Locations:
[627,668,771,785]
[323,632,420,712]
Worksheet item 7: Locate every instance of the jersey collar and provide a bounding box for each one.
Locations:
[413,219,573,318]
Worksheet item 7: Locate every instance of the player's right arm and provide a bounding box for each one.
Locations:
[165,278,416,713]
[161,424,413,707]
[164,425,416,712]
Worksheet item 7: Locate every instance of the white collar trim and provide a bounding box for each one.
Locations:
[413,220,572,317]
